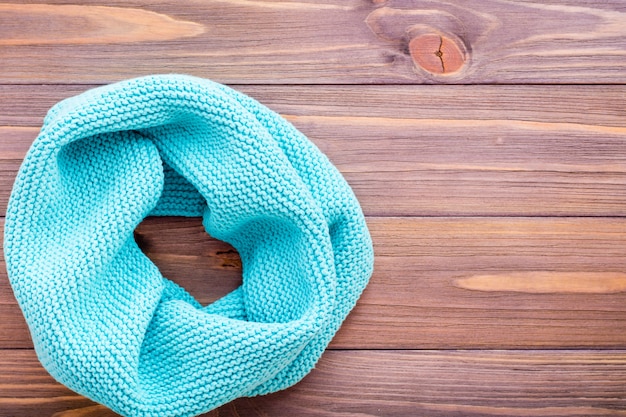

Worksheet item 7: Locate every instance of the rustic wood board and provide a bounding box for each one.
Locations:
[3,85,626,128]
[3,217,626,349]
[2,85,626,216]
[1,349,625,417]
[1,1,626,84]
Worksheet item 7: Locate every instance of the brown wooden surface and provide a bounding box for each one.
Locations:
[2,349,626,417]
[4,217,626,349]
[1,85,626,216]
[1,1,626,84]
[1,0,626,416]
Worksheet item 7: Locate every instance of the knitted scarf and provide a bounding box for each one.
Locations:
[4,75,374,417]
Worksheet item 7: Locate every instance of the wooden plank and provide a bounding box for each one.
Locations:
[3,217,626,349]
[3,85,626,128]
[1,1,626,84]
[1,85,626,216]
[207,350,626,417]
[1,349,625,416]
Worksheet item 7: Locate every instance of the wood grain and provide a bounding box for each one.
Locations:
[4,84,626,128]
[1,349,625,417]
[456,272,626,294]
[1,85,626,216]
[1,1,626,84]
[3,217,626,349]
[0,3,204,46]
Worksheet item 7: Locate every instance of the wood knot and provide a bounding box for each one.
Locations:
[409,33,465,75]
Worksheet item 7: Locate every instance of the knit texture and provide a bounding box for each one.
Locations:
[4,75,374,417]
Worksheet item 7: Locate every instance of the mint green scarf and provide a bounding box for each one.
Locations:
[5,75,374,417]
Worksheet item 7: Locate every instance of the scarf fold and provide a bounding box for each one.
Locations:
[4,75,374,417]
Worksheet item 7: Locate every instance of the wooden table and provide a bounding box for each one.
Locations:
[2,1,626,416]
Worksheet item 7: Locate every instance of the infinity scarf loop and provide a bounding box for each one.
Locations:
[4,75,374,417]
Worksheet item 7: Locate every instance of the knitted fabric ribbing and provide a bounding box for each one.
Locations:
[4,75,374,417]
